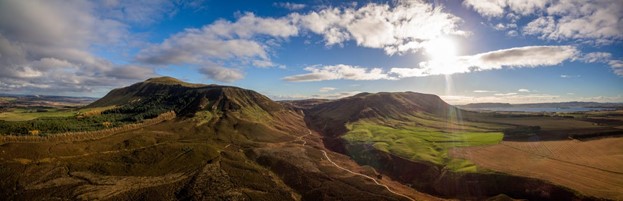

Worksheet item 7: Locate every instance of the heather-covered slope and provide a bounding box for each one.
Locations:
[301,91,601,200]
[88,77,283,117]
[0,78,433,201]
[305,92,457,138]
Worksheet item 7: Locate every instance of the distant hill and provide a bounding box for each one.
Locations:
[304,91,458,138]
[308,91,454,120]
[459,103,512,108]
[1,76,612,201]
[0,94,97,107]
[278,98,331,109]
[459,101,623,109]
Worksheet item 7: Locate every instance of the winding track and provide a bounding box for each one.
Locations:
[303,129,415,201]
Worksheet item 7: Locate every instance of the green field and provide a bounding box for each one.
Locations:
[343,120,503,172]
[0,108,77,121]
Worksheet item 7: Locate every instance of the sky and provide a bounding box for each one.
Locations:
[0,0,622,104]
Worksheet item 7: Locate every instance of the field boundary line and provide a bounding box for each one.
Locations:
[501,143,623,175]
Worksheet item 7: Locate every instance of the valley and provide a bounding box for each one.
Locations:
[0,77,621,200]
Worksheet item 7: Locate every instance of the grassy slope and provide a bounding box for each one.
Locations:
[342,114,504,173]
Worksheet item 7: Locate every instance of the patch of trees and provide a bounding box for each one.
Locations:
[102,93,197,121]
[0,113,130,135]
[0,97,184,136]
[0,111,175,143]
[0,90,200,136]
[503,126,541,136]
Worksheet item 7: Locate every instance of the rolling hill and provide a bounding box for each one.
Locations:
[0,77,619,200]
[0,77,433,201]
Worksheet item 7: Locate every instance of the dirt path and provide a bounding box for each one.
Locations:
[320,150,415,201]
[302,129,415,201]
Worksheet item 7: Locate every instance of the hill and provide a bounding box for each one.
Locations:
[300,91,609,200]
[0,78,432,201]
[304,91,457,138]
[88,76,282,117]
[0,77,617,201]
[460,101,623,109]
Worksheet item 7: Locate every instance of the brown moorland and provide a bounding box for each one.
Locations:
[0,77,440,201]
[451,137,623,200]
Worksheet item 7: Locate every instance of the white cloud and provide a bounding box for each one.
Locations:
[198,66,244,82]
[463,0,548,17]
[138,1,470,83]
[473,90,496,93]
[252,60,276,68]
[560,74,580,78]
[319,87,337,92]
[0,0,158,94]
[284,46,579,81]
[608,60,623,76]
[282,64,394,82]
[271,91,361,100]
[518,88,530,92]
[106,65,157,80]
[293,1,467,55]
[465,0,623,44]
[581,52,612,63]
[136,12,299,80]
[137,13,298,65]
[462,0,508,17]
[391,45,578,77]
[493,23,507,30]
[140,1,467,67]
[274,2,306,10]
[311,91,361,99]
[507,30,518,37]
[574,52,623,77]
[609,60,623,68]
[495,92,518,96]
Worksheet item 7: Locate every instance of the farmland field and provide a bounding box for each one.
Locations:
[342,119,504,172]
[0,106,116,121]
[450,137,623,200]
[0,108,77,121]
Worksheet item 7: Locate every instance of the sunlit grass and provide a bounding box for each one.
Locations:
[342,120,503,173]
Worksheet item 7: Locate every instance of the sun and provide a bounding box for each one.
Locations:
[424,37,458,61]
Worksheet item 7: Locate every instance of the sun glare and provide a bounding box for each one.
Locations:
[425,37,458,61]
[422,37,461,75]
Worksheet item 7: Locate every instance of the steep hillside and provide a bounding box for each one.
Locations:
[305,92,456,138]
[0,78,607,201]
[88,77,282,117]
[301,92,597,200]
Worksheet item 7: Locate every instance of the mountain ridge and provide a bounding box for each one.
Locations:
[87,77,283,117]
[0,76,613,201]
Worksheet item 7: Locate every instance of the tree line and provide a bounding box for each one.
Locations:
[0,111,175,143]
